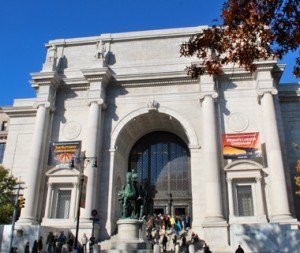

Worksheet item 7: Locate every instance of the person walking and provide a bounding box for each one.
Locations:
[203,243,212,253]
[24,242,30,253]
[235,245,245,253]
[37,236,43,252]
[81,233,88,253]
[32,240,38,253]
[46,232,54,253]
[162,234,168,252]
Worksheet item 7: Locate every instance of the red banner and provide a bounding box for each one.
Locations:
[222,132,262,159]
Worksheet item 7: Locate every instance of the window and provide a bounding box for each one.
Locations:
[1,121,8,131]
[0,143,5,163]
[55,190,71,219]
[236,185,254,216]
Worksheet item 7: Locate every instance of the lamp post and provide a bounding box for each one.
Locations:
[9,183,24,253]
[70,155,97,252]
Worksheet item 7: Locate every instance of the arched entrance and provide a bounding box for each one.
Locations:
[128,131,192,217]
[105,108,199,235]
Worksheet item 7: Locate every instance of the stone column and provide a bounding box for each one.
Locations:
[258,89,293,221]
[226,178,234,221]
[70,183,78,220]
[105,148,116,236]
[18,102,51,224]
[81,100,103,221]
[255,177,266,220]
[201,93,225,223]
[44,183,54,218]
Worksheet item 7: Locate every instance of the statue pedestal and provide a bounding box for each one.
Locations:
[100,219,150,253]
[117,219,141,241]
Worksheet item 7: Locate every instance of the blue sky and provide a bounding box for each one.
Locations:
[0,0,298,106]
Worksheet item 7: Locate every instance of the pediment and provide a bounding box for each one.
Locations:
[46,166,80,177]
[224,160,263,172]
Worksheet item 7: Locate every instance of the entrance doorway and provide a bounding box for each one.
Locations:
[128,131,192,217]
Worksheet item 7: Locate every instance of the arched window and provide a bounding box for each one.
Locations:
[129,131,191,215]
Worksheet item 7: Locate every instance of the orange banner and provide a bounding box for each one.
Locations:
[222,132,262,159]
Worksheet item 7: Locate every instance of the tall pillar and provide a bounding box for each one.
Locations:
[201,93,225,223]
[226,178,234,222]
[18,102,50,224]
[200,85,228,250]
[81,100,103,221]
[44,183,54,219]
[105,148,116,236]
[255,177,266,221]
[258,89,293,221]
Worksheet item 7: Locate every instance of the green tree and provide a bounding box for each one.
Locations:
[0,166,17,224]
[180,0,299,78]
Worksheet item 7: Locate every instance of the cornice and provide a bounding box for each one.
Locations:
[30,71,61,89]
[2,106,37,118]
[82,67,111,85]
[59,77,89,91]
[45,26,208,47]
[112,70,198,87]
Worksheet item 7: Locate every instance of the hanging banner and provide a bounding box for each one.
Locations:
[222,132,262,159]
[48,141,81,167]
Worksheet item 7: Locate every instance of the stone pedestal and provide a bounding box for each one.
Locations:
[117,219,141,241]
[100,219,147,253]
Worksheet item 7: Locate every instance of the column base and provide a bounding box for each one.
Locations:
[202,217,229,251]
[16,217,39,226]
[202,216,227,225]
[270,214,299,227]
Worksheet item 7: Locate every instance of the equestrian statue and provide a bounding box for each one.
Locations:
[118,169,145,219]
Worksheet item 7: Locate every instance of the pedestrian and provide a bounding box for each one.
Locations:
[235,245,245,253]
[24,241,30,253]
[184,215,191,230]
[32,240,38,253]
[81,233,88,253]
[46,232,54,253]
[37,236,43,252]
[57,232,66,252]
[181,235,187,253]
[67,235,74,251]
[162,234,168,252]
[89,236,95,253]
[204,243,212,253]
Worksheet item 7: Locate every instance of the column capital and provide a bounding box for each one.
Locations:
[86,99,107,109]
[47,182,54,189]
[199,92,219,103]
[33,101,56,112]
[255,176,262,183]
[226,178,233,183]
[257,88,278,103]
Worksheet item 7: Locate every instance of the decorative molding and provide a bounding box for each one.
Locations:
[228,113,249,133]
[257,88,278,103]
[224,159,263,172]
[2,106,37,118]
[33,101,51,109]
[86,99,106,110]
[81,67,111,85]
[62,121,82,140]
[30,71,61,89]
[147,100,159,111]
[199,92,219,103]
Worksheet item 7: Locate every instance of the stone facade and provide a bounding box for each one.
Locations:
[1,27,300,252]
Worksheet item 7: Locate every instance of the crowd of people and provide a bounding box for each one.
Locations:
[144,214,205,252]
[22,215,245,253]
[24,231,94,253]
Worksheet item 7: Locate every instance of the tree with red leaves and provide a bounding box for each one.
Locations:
[180,0,299,78]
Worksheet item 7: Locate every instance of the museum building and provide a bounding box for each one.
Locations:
[1,26,300,252]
